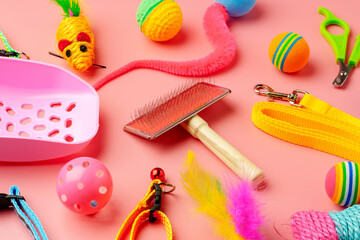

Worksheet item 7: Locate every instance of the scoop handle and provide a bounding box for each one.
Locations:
[180,114,264,182]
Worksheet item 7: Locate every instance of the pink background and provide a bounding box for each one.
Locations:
[1,0,360,239]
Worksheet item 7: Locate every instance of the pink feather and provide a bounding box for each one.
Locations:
[93,3,236,90]
[227,180,264,240]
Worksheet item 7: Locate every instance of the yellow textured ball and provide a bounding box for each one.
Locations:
[268,32,310,73]
[136,0,183,41]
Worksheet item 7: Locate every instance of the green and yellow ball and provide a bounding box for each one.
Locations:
[136,0,183,42]
[269,32,310,73]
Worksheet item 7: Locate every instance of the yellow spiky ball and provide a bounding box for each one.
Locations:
[136,0,183,41]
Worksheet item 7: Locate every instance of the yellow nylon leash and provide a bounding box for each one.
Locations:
[252,84,360,161]
[115,179,173,240]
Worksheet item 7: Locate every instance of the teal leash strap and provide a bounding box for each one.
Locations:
[0,186,49,240]
[0,30,21,58]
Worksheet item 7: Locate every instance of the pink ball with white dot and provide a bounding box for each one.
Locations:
[56,157,113,215]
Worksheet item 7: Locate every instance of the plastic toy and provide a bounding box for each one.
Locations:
[325,161,360,207]
[56,157,113,215]
[215,0,256,17]
[319,7,360,87]
[137,0,183,41]
[268,32,310,73]
[0,57,99,162]
[52,0,95,72]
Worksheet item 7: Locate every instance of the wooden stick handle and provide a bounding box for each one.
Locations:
[180,114,264,182]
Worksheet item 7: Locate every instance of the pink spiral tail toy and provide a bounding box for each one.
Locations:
[290,205,360,240]
[93,3,236,90]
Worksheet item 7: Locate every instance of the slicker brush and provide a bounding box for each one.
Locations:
[124,81,264,184]
[52,0,95,72]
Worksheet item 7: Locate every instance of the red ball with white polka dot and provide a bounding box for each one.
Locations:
[56,157,113,215]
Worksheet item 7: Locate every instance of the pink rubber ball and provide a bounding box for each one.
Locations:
[56,157,113,215]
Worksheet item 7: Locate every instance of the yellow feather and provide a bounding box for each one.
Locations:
[181,151,244,240]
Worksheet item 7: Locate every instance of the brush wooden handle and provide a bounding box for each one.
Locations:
[180,114,264,182]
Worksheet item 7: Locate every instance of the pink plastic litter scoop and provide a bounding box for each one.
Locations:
[0,57,99,162]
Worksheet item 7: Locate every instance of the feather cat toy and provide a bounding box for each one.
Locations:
[181,151,264,240]
[52,0,95,72]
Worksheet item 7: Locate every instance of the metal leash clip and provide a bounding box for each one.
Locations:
[254,84,308,107]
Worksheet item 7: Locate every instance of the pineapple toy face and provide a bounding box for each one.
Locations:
[58,32,94,72]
